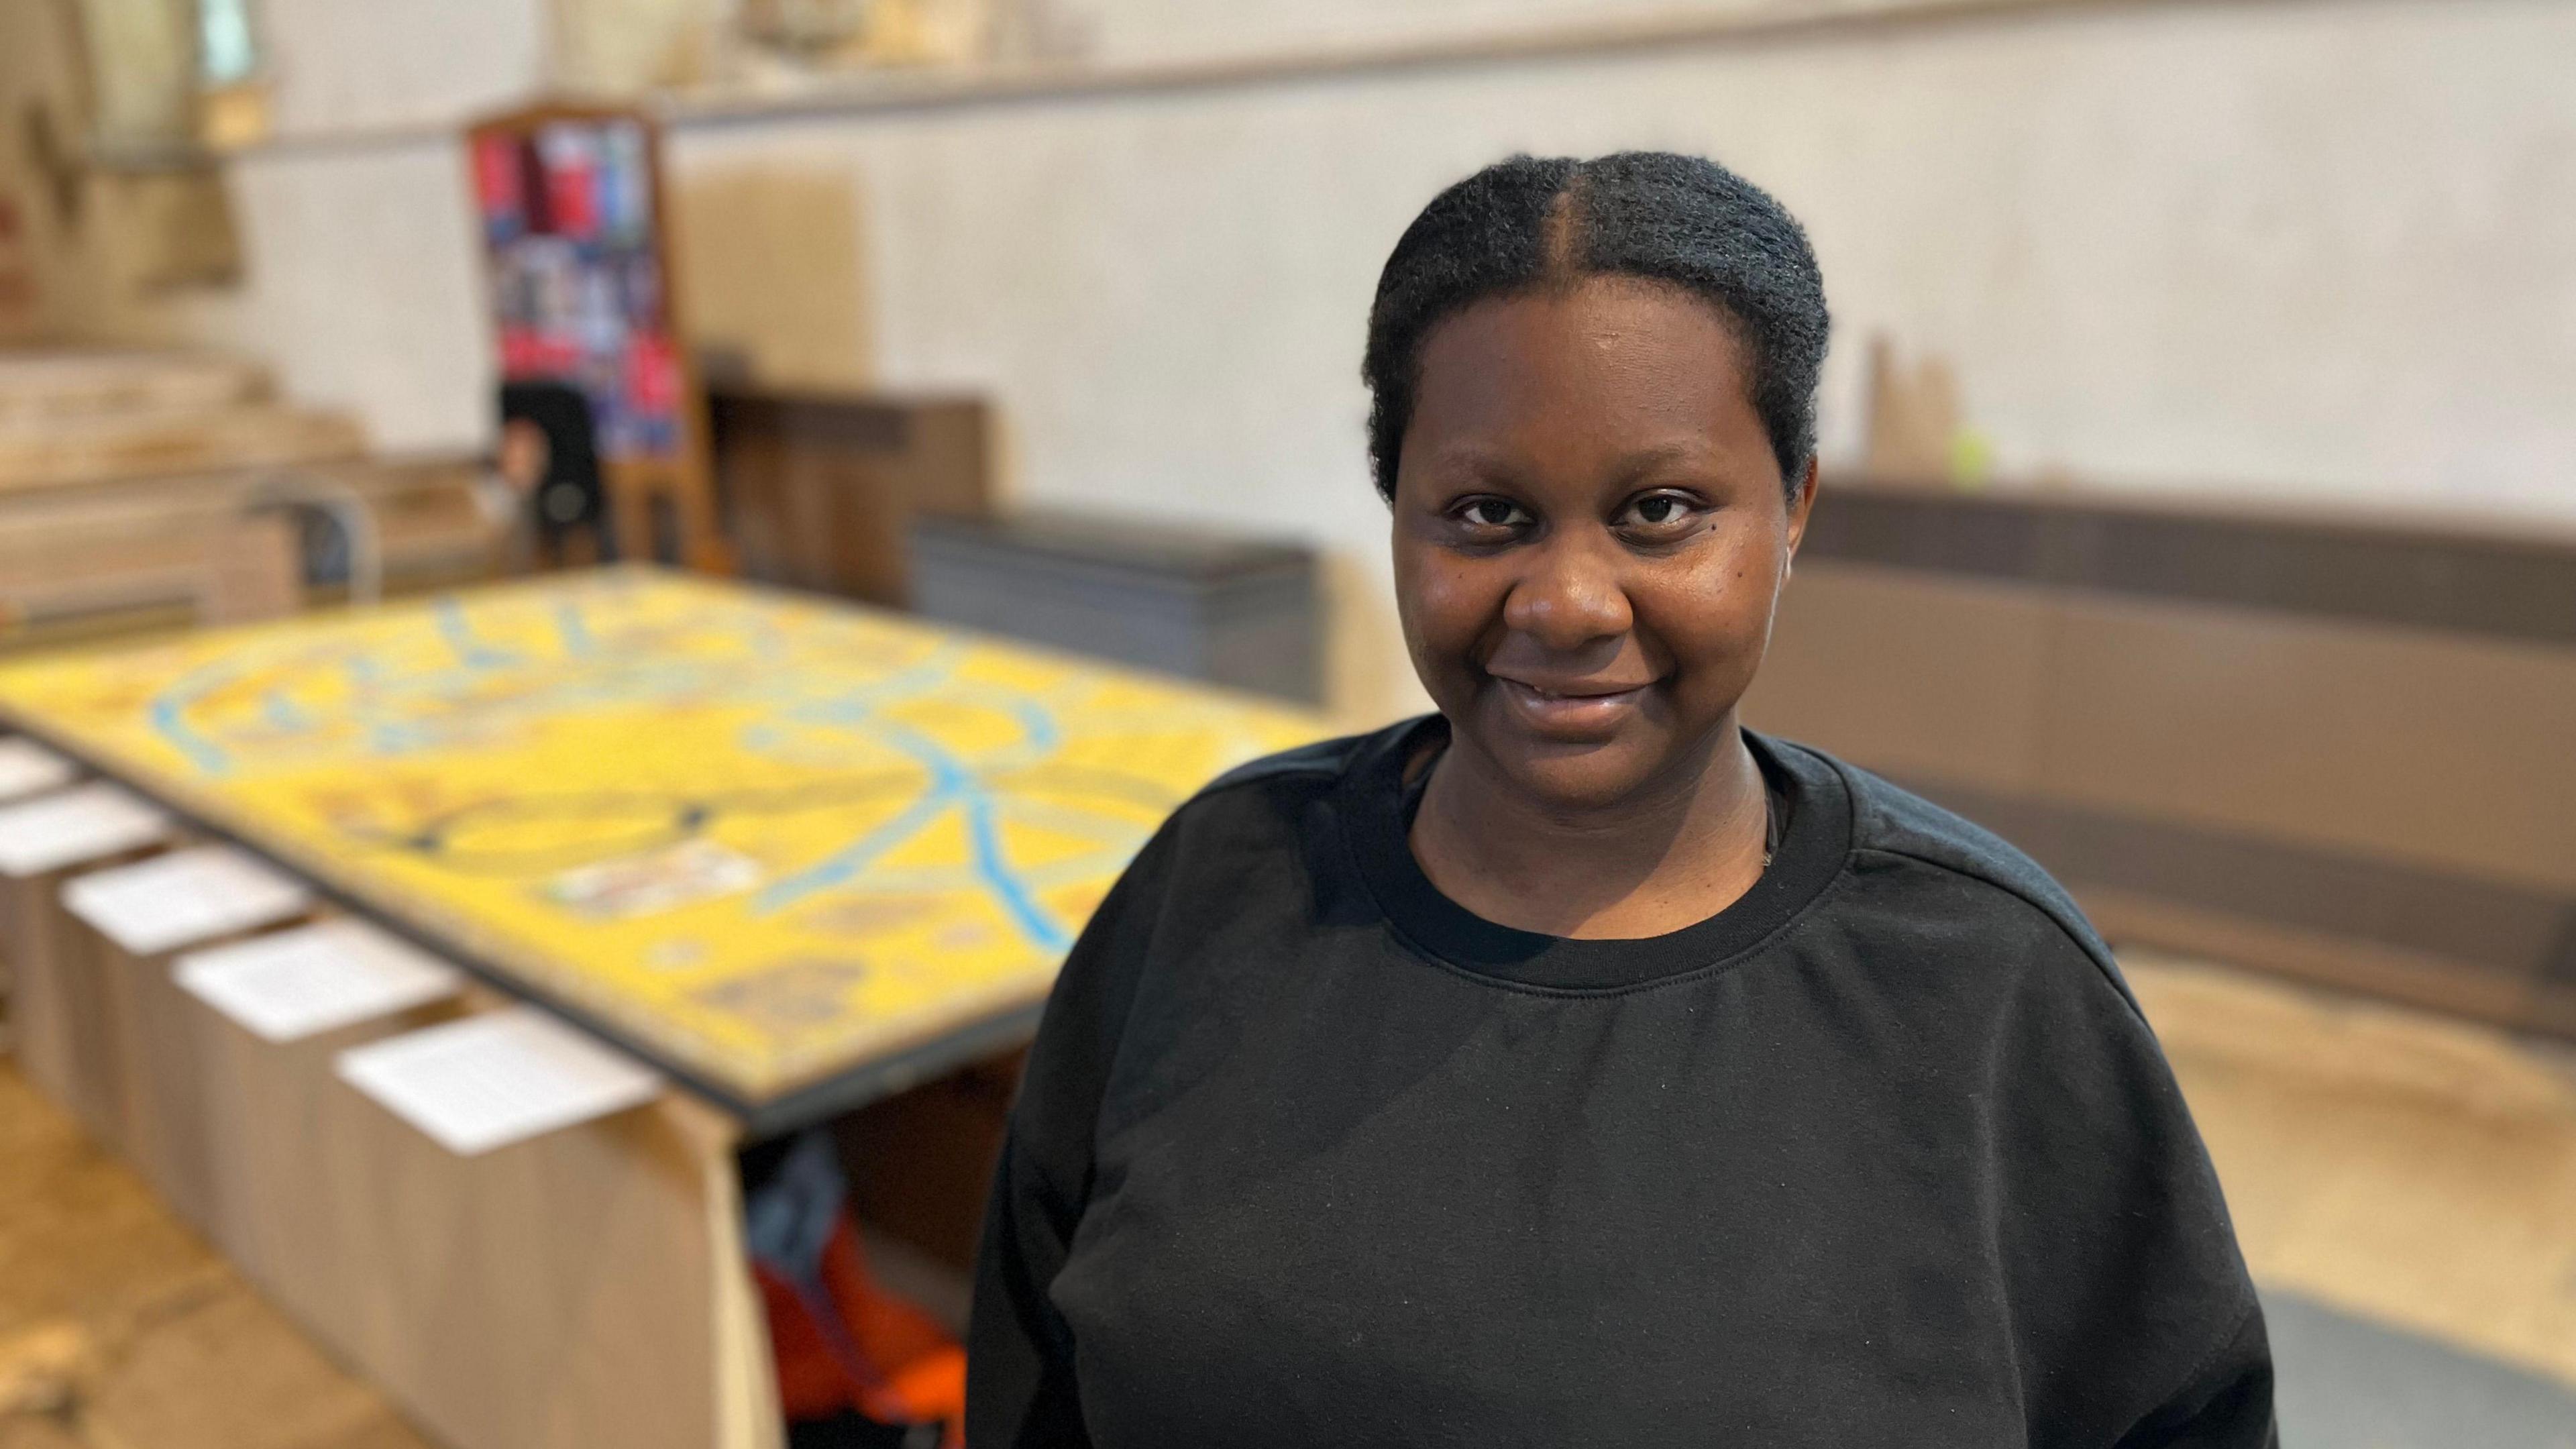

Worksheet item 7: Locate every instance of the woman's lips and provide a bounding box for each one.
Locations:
[1492,675,1653,733]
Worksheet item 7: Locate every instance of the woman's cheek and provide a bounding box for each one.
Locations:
[1412,560,1497,655]
[1640,561,1767,689]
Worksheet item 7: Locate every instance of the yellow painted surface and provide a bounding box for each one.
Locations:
[0,568,1326,1104]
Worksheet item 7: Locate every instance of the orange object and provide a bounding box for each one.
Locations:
[756,1212,965,1445]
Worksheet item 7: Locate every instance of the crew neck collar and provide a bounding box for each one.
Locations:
[1340,715,1851,991]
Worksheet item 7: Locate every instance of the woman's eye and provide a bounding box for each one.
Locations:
[1458,498,1528,529]
[1624,493,1698,530]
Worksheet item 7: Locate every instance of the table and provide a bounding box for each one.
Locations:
[0,564,1322,1127]
[0,566,1324,1449]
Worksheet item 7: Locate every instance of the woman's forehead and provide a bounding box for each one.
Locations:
[1405,283,1766,452]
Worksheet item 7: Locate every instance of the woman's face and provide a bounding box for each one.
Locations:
[1391,275,1816,812]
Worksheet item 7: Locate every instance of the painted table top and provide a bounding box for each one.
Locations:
[0,568,1324,1113]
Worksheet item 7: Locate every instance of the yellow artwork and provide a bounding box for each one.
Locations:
[0,568,1326,1108]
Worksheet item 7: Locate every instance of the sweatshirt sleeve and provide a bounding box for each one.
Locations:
[1980,912,2279,1449]
[966,821,1180,1448]
[2116,1300,2277,1449]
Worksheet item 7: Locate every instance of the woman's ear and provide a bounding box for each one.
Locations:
[1782,459,1821,578]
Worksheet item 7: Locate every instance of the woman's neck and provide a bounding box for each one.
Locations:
[1409,718,1772,941]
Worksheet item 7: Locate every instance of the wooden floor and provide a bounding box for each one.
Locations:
[0,1061,433,1449]
[1,955,2572,1447]
[2127,952,2576,1389]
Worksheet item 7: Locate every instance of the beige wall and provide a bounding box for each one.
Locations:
[0,0,110,341]
[60,0,2576,720]
[1069,0,2046,64]
[256,0,549,140]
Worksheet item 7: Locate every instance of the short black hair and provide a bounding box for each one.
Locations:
[1362,151,1829,500]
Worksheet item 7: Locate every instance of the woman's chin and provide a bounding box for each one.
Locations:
[1448,686,1740,816]
[1479,734,1675,815]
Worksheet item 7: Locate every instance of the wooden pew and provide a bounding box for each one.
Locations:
[1746,476,2576,1035]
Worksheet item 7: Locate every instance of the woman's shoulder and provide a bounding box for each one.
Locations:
[1191,716,1428,805]
[1106,718,1423,900]
[1762,735,2143,1016]
[1193,729,1383,802]
[1161,716,1429,850]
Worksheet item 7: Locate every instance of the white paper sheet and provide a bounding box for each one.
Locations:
[334,1006,663,1157]
[0,782,170,877]
[0,738,76,802]
[63,844,314,955]
[175,918,466,1043]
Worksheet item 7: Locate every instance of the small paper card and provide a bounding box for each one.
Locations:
[64,844,314,955]
[176,918,465,1044]
[0,738,76,802]
[0,783,170,878]
[335,1006,663,1157]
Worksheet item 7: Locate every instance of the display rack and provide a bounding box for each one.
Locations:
[467,103,728,572]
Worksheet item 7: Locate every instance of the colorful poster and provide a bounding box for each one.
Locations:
[476,115,685,462]
[472,134,525,241]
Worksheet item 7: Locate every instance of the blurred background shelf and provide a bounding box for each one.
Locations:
[908,508,1320,705]
[0,350,513,652]
[1747,476,2576,1042]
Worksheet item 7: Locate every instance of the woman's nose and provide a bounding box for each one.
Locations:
[1501,533,1633,649]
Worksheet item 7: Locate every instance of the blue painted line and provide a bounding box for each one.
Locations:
[753,781,956,914]
[738,614,791,659]
[553,600,597,656]
[756,716,968,913]
[810,643,965,720]
[369,722,437,755]
[435,597,515,669]
[749,706,1070,952]
[298,618,1075,948]
[146,661,244,775]
[963,787,1069,950]
[260,688,313,733]
[875,714,1068,950]
[148,692,232,775]
[991,692,1062,768]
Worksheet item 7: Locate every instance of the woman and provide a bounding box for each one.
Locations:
[969,152,2274,1448]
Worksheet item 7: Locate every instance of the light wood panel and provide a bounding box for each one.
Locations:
[2,849,167,1144]
[0,457,512,653]
[2038,594,2576,894]
[0,352,266,427]
[90,929,221,1234]
[309,1013,741,1449]
[13,941,782,1449]
[5,863,784,1449]
[1748,531,2576,1033]
[1745,559,2053,796]
[0,871,89,1130]
[192,991,466,1348]
[1758,561,2576,898]
[113,965,775,1449]
[0,1063,439,1449]
[2086,886,2536,1030]
[710,390,994,607]
[78,908,325,1239]
[0,405,365,496]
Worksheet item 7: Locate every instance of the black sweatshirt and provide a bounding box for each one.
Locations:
[969,717,2275,1448]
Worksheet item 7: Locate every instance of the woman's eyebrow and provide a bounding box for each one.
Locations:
[1413,442,1526,485]
[1602,441,1719,490]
